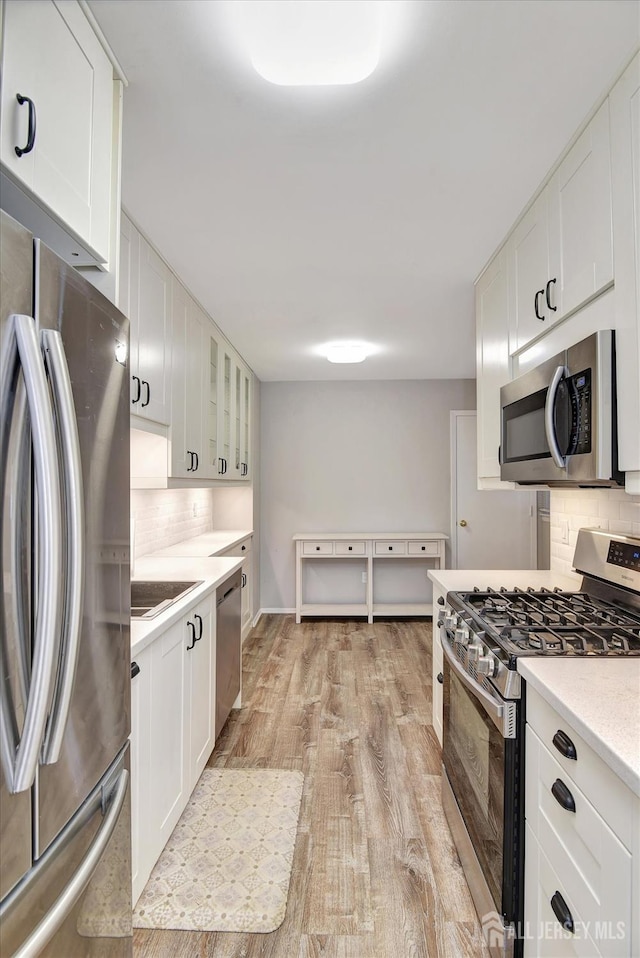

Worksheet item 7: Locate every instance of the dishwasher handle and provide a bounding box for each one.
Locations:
[217,583,239,606]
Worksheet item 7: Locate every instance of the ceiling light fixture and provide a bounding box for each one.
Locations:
[325,343,369,364]
[236,0,382,86]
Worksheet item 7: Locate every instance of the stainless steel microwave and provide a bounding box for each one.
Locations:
[500,330,622,486]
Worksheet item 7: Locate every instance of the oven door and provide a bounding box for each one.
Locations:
[441,638,523,942]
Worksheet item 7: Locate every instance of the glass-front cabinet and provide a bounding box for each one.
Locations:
[201,322,250,481]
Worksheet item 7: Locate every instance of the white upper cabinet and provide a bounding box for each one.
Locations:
[0,0,113,262]
[476,247,512,485]
[610,52,640,484]
[508,192,554,350]
[507,101,613,354]
[548,100,613,320]
[170,280,205,478]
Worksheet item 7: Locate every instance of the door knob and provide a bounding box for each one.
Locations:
[459,519,468,527]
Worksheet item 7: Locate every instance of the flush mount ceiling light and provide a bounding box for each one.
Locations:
[236,0,382,86]
[325,343,369,364]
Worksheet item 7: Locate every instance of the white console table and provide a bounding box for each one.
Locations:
[293,533,448,624]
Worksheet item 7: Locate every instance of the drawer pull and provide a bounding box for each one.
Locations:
[348,545,352,551]
[552,729,577,761]
[550,891,574,934]
[131,661,140,679]
[551,778,576,813]
[15,93,37,157]
[316,546,320,551]
[388,546,393,551]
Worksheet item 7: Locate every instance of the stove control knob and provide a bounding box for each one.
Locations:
[476,654,496,677]
[467,641,483,663]
[444,611,457,630]
[455,622,469,645]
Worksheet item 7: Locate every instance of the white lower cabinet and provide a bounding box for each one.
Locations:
[130,591,216,905]
[431,583,445,746]
[219,536,253,640]
[525,687,638,957]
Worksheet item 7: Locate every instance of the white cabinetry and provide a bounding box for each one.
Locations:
[0,0,114,263]
[219,536,253,640]
[610,52,640,486]
[119,214,172,426]
[475,247,513,487]
[507,102,613,353]
[170,279,206,478]
[130,591,217,905]
[431,584,446,746]
[524,686,638,957]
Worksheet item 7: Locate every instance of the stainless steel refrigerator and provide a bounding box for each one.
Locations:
[0,210,132,957]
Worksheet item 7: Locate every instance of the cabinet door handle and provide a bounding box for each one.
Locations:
[242,573,247,588]
[15,94,36,157]
[545,278,557,312]
[186,451,193,472]
[186,620,196,650]
[194,452,199,471]
[141,380,150,408]
[131,661,140,679]
[194,613,203,640]
[550,891,574,934]
[131,375,141,404]
[534,289,545,321]
[552,729,577,761]
[551,778,576,813]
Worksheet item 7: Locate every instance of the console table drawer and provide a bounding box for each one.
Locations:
[335,540,366,555]
[408,540,439,555]
[375,541,407,555]
[303,541,334,555]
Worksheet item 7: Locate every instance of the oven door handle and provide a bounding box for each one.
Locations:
[442,636,513,738]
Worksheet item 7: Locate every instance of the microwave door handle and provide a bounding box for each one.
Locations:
[40,330,85,764]
[545,365,568,469]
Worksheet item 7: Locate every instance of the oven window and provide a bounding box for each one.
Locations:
[443,668,505,913]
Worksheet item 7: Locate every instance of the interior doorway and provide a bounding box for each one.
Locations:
[450,411,535,570]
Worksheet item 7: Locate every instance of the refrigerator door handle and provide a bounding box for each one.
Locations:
[5,315,62,794]
[40,329,85,764]
[10,767,129,958]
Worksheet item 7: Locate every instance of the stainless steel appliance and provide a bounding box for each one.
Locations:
[0,210,132,956]
[500,330,621,486]
[438,529,640,958]
[215,571,242,739]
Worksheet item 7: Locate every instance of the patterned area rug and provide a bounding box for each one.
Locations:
[133,768,304,933]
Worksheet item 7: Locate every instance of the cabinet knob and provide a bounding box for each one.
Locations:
[348,546,353,551]
[437,673,444,685]
[437,596,445,605]
[316,546,320,551]
[388,546,393,551]
[131,661,140,679]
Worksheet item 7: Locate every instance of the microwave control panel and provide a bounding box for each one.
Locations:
[567,368,592,455]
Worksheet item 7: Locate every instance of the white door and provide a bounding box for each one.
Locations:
[451,411,535,569]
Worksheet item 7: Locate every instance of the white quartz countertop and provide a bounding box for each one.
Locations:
[518,658,640,797]
[130,555,242,657]
[150,530,253,558]
[428,568,581,594]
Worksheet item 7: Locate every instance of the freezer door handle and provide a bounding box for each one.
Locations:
[40,329,85,764]
[1,315,62,794]
[10,767,129,958]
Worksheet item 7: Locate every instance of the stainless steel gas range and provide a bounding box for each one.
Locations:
[438,529,640,958]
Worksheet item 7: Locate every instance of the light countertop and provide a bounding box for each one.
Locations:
[518,658,640,798]
[130,555,242,658]
[428,568,581,594]
[150,530,253,558]
[293,531,448,540]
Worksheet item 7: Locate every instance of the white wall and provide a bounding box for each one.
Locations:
[550,488,640,576]
[260,379,475,610]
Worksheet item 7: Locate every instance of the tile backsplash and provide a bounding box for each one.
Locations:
[131,489,213,560]
[550,489,640,576]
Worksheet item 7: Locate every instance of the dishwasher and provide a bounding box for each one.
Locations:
[215,570,242,738]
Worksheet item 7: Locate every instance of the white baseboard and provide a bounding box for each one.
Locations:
[257,607,295,617]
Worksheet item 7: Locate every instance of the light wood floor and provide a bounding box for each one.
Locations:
[134,615,491,958]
